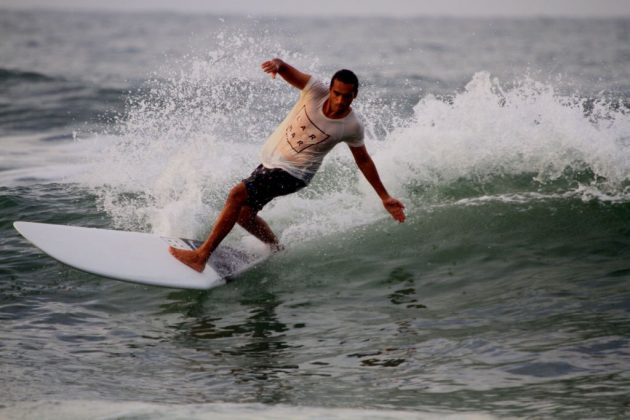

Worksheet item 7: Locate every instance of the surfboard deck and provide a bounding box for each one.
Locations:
[13,221,269,290]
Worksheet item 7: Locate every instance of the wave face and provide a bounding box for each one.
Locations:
[2,10,630,418]
[77,60,630,242]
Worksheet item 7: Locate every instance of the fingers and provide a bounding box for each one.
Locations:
[385,198,406,223]
[261,60,279,79]
[390,206,406,223]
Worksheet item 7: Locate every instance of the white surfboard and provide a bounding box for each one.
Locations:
[14,221,269,290]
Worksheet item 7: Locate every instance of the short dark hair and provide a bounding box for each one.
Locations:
[330,69,359,96]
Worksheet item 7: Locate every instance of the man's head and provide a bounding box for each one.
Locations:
[330,69,359,97]
[326,69,359,117]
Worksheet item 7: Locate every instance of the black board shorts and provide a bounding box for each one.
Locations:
[242,164,307,212]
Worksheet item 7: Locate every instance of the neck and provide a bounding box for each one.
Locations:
[323,100,351,119]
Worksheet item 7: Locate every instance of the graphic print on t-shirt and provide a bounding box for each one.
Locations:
[285,106,330,153]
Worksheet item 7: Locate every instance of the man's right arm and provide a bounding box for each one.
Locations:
[261,58,311,90]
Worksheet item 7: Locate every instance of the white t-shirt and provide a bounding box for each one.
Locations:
[260,77,364,183]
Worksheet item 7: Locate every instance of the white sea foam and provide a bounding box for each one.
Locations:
[0,133,105,186]
[65,41,630,243]
[0,400,496,420]
[375,71,630,197]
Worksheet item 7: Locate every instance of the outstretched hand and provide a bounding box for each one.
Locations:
[383,196,406,223]
[260,58,310,90]
[261,59,283,79]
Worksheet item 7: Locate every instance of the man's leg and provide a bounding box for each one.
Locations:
[237,206,282,251]
[169,182,249,272]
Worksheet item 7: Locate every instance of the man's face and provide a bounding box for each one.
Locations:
[328,79,356,115]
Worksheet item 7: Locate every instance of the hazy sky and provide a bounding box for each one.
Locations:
[3,0,630,17]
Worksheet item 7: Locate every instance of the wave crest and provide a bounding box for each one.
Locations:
[372,71,630,204]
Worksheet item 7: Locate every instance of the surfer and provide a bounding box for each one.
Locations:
[170,58,406,272]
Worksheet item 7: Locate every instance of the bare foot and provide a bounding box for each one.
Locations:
[169,246,208,273]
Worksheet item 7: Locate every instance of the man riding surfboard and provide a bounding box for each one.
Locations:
[170,58,405,272]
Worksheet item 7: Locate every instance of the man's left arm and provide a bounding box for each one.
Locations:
[350,145,406,223]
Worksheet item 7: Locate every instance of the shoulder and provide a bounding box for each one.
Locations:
[344,111,364,145]
[348,111,364,134]
[301,77,327,98]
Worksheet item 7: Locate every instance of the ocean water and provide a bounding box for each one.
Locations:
[2,9,630,418]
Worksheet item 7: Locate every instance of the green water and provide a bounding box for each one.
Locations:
[3,183,630,417]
